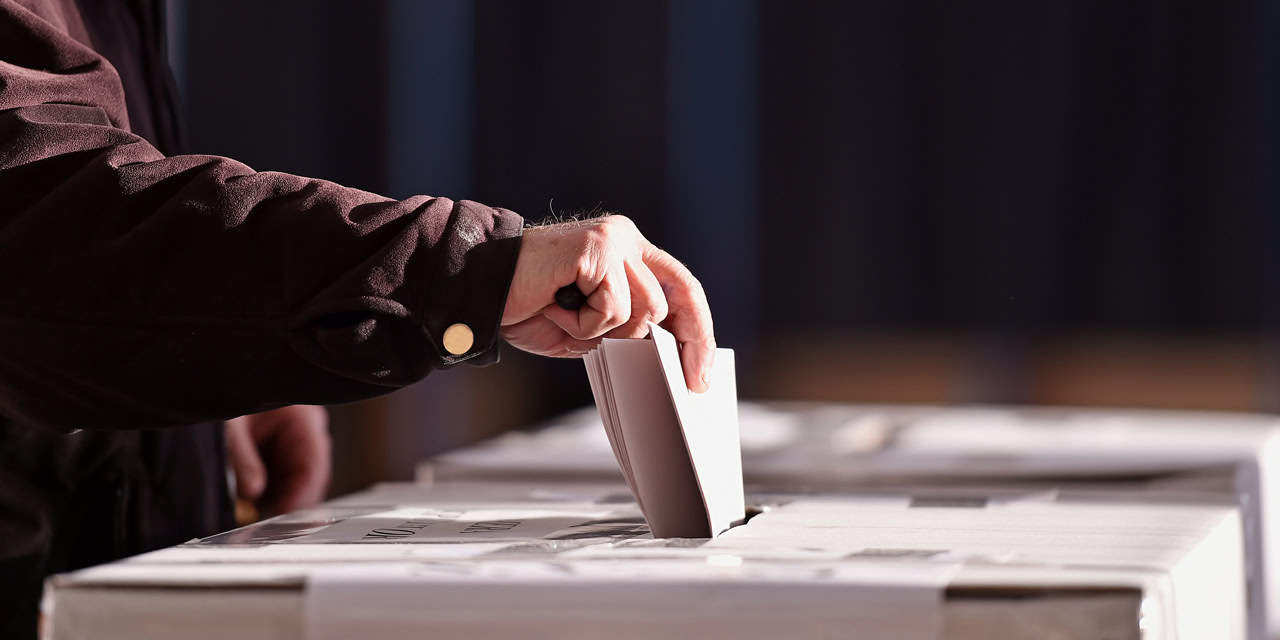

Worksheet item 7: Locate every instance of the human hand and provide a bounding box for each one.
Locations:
[501,215,715,392]
[224,404,331,517]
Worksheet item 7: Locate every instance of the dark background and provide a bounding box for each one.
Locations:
[167,0,1280,492]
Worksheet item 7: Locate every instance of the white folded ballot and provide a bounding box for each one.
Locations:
[581,322,744,537]
[45,481,1246,640]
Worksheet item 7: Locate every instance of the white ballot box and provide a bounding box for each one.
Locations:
[423,403,1280,639]
[46,480,1244,640]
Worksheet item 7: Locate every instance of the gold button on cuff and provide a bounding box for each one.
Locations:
[442,323,474,356]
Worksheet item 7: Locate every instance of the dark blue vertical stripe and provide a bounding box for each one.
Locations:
[666,0,760,365]
[388,0,475,199]
[1261,1,1280,415]
[385,0,477,474]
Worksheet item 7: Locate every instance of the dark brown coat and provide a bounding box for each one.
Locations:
[0,1,523,635]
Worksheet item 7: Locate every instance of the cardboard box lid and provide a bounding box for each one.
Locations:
[50,481,1245,639]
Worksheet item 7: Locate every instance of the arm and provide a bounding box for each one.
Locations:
[0,1,717,432]
[0,2,522,429]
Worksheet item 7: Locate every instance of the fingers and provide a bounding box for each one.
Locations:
[643,244,716,392]
[541,256,670,344]
[503,216,714,388]
[224,417,266,502]
[679,335,716,394]
[539,217,668,342]
[501,313,600,357]
[605,260,668,339]
[542,251,631,341]
[262,406,331,515]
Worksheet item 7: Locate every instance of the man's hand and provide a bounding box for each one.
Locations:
[224,405,331,517]
[502,215,715,392]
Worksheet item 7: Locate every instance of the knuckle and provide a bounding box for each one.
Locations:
[574,250,595,275]
[584,224,610,247]
[652,299,670,322]
[574,319,601,338]
[640,292,669,322]
[604,214,634,230]
[601,215,639,244]
[575,248,608,278]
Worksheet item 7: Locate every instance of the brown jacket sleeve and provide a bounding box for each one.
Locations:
[0,0,524,430]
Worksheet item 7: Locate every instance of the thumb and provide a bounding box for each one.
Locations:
[224,417,267,502]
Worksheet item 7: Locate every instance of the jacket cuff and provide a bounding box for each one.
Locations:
[421,201,523,368]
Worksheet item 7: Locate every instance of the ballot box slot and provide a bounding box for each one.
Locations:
[726,504,766,531]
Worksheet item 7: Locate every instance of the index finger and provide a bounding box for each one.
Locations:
[642,244,715,392]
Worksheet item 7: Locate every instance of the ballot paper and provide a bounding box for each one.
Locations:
[582,322,745,537]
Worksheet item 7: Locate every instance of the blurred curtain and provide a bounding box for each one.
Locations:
[168,0,1277,488]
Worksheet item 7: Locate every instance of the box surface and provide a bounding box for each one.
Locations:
[48,480,1244,640]
[426,402,1280,638]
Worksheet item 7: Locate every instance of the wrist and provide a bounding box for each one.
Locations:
[422,202,523,367]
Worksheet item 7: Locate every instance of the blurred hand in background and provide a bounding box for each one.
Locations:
[225,405,331,519]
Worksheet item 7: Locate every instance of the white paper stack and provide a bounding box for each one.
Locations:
[46,480,1246,640]
[581,322,744,537]
[422,402,1280,639]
